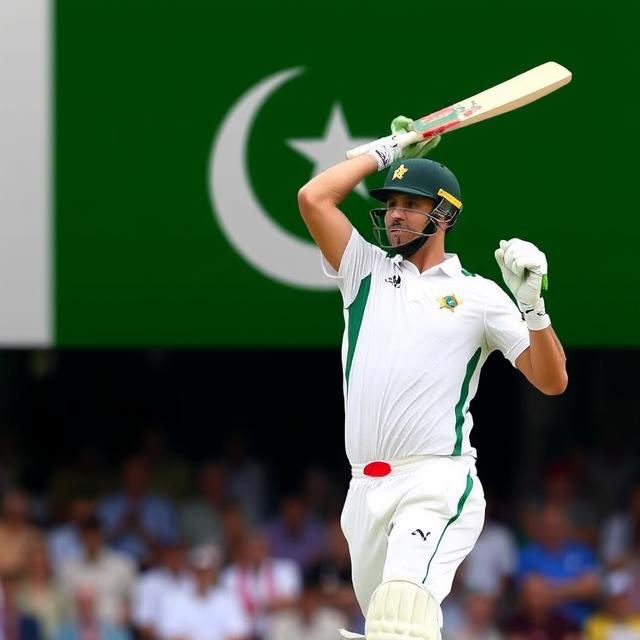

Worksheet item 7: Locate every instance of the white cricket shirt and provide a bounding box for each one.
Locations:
[157,584,250,640]
[132,567,194,629]
[323,229,529,464]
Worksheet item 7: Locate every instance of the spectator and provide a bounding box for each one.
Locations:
[600,482,640,570]
[304,519,361,632]
[517,503,599,626]
[443,590,501,640]
[47,497,96,574]
[16,540,68,640]
[266,574,347,640]
[179,463,227,548]
[584,570,640,640]
[53,586,130,640]
[503,577,579,640]
[0,489,42,576]
[220,504,250,566]
[97,456,178,566]
[158,544,250,640]
[300,467,341,522]
[131,541,193,640]
[224,432,270,527]
[139,428,192,503]
[221,532,301,640]
[460,501,518,598]
[265,495,326,571]
[58,516,136,625]
[521,463,597,547]
[0,571,42,640]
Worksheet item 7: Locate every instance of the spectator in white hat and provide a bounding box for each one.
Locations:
[157,544,249,640]
[131,541,193,640]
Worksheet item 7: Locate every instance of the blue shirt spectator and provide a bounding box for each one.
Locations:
[97,456,178,565]
[48,497,97,573]
[517,503,599,625]
[266,494,327,570]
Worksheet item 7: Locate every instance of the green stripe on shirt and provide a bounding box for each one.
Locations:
[345,274,371,388]
[452,348,482,455]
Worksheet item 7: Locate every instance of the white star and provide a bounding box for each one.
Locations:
[288,103,373,197]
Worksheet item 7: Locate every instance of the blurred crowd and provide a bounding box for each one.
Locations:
[1,427,640,640]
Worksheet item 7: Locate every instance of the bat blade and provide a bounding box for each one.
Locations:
[345,61,572,159]
[412,61,572,139]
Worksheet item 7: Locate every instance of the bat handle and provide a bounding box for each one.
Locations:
[345,131,421,159]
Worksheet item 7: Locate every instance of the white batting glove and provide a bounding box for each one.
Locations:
[494,238,551,330]
[366,134,403,170]
[365,129,425,171]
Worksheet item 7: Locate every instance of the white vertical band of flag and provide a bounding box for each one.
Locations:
[0,0,50,345]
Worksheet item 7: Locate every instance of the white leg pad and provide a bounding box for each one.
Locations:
[365,580,441,640]
[338,630,366,640]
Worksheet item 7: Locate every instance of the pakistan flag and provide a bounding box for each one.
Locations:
[1,0,637,347]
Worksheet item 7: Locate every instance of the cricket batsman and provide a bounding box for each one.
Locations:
[296,117,568,640]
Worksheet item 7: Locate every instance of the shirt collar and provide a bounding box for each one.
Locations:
[399,253,462,277]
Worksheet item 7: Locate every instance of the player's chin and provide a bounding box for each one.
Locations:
[388,229,404,246]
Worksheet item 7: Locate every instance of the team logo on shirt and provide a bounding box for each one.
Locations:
[438,294,461,311]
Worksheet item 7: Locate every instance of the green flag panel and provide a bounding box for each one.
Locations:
[55,0,640,346]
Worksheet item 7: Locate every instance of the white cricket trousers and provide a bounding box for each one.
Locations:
[340,455,486,618]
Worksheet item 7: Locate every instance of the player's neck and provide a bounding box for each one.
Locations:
[406,236,446,273]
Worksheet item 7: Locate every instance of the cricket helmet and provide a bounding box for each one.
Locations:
[368,158,463,257]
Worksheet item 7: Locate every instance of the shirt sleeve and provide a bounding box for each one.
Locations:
[483,280,530,367]
[321,228,379,307]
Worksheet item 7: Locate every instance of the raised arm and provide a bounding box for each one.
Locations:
[495,238,568,395]
[297,116,442,271]
[297,155,377,272]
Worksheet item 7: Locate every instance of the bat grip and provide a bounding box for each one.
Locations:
[345,131,421,159]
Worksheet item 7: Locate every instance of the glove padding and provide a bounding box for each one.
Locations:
[365,115,441,171]
[494,238,550,330]
[391,115,441,159]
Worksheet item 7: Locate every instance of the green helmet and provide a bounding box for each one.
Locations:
[368,158,463,257]
[369,158,462,208]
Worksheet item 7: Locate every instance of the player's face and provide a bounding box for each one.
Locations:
[385,193,436,246]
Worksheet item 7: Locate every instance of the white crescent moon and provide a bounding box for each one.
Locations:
[208,68,335,290]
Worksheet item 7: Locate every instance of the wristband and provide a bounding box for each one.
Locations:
[519,297,551,331]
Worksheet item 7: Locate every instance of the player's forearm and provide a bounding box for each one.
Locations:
[528,325,568,395]
[298,155,377,208]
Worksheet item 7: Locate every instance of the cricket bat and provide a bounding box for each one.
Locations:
[346,61,572,159]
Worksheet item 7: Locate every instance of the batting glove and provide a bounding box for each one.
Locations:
[391,115,441,159]
[494,238,551,330]
[365,116,441,171]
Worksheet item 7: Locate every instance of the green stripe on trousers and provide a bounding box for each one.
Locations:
[422,472,474,583]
